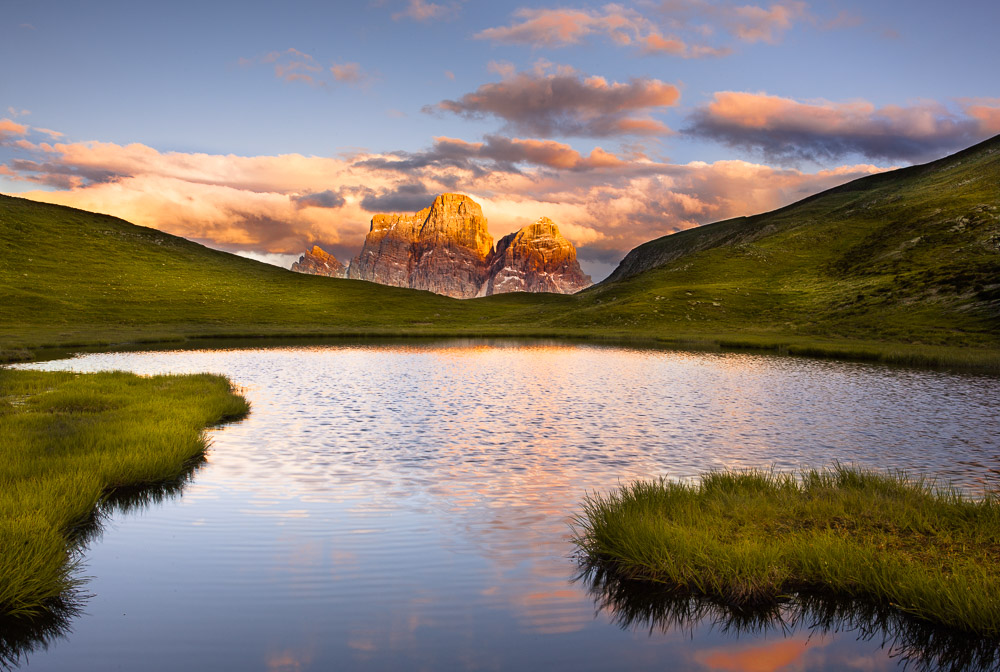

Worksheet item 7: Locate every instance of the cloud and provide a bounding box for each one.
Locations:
[6,107,30,118]
[426,64,680,137]
[475,5,725,58]
[475,1,820,56]
[3,124,891,276]
[241,48,371,88]
[32,127,64,139]
[292,190,347,209]
[960,97,1000,135]
[687,91,1000,162]
[415,135,626,171]
[391,0,455,22]
[475,6,644,47]
[359,182,438,212]
[330,62,368,84]
[0,119,28,139]
[725,1,807,43]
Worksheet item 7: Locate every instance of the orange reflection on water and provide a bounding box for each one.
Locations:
[695,636,827,672]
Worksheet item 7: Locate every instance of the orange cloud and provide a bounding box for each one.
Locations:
[475,5,729,58]
[688,91,998,161]
[0,119,28,139]
[960,97,1000,134]
[428,64,679,137]
[475,1,818,55]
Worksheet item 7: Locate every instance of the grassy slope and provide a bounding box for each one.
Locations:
[0,369,249,617]
[1,135,998,367]
[562,135,1000,353]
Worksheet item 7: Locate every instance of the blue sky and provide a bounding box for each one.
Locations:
[2,0,998,279]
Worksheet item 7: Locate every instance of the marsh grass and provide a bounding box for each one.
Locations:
[0,369,249,619]
[572,466,1000,637]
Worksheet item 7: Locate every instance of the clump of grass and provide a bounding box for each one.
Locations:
[572,465,1000,636]
[0,369,249,619]
[0,349,32,364]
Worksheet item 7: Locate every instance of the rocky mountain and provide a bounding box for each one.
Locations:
[485,217,591,295]
[292,193,591,298]
[291,245,346,278]
[348,193,493,298]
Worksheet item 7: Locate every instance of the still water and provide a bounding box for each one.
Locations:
[11,342,1000,671]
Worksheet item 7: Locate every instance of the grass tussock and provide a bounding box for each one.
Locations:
[573,466,1000,636]
[0,369,249,618]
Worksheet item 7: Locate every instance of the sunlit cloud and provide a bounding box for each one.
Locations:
[0,119,28,139]
[687,91,1000,162]
[475,4,726,58]
[476,1,819,55]
[960,97,1000,134]
[426,63,680,137]
[2,124,890,272]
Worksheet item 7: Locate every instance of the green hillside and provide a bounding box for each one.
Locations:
[563,134,1000,356]
[0,195,558,347]
[1,135,998,369]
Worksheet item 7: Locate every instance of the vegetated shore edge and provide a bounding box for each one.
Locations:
[0,369,249,620]
[573,466,1000,638]
[3,327,999,372]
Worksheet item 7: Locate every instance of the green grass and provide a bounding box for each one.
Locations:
[0,368,249,618]
[1,136,999,370]
[573,466,1000,637]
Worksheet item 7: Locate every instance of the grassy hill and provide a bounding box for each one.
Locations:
[1,135,998,369]
[562,135,1000,357]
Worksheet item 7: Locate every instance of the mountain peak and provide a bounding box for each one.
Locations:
[291,246,346,277]
[336,195,591,298]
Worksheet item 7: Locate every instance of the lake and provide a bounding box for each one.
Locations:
[9,342,1000,670]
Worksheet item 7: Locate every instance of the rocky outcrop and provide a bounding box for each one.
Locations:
[291,245,346,278]
[292,194,591,298]
[349,193,493,299]
[484,218,591,295]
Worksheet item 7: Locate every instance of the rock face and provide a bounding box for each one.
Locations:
[484,218,592,295]
[349,193,493,299]
[291,245,346,278]
[292,194,592,298]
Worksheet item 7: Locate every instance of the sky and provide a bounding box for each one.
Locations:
[2,0,998,281]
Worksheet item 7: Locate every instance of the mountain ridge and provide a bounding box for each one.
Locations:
[298,193,592,298]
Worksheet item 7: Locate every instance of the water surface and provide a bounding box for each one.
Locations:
[12,342,1000,670]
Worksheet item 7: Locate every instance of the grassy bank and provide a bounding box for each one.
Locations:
[573,467,1000,636]
[0,369,249,618]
